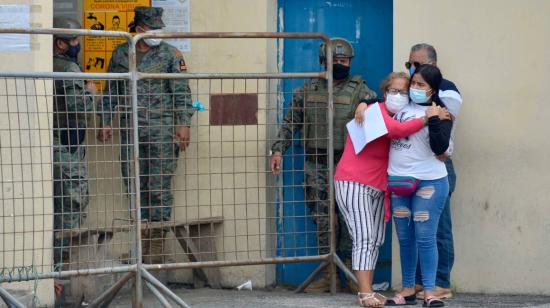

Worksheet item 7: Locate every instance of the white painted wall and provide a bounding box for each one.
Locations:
[392,0,550,294]
[0,0,54,306]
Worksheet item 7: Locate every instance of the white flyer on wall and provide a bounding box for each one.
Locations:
[0,5,30,52]
[152,0,190,52]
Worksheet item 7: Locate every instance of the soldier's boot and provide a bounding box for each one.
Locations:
[305,269,340,293]
[343,258,359,294]
[143,228,165,264]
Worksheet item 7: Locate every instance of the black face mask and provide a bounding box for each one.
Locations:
[65,43,81,62]
[332,63,350,80]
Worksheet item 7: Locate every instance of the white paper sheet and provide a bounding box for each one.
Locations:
[0,5,30,52]
[346,103,388,154]
[152,0,190,52]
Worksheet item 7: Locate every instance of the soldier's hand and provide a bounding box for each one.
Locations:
[97,125,113,142]
[354,102,368,125]
[175,126,191,150]
[85,81,98,96]
[270,151,282,175]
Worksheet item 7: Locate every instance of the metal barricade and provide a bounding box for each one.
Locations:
[0,29,349,307]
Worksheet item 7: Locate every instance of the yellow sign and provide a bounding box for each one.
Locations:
[83,0,150,90]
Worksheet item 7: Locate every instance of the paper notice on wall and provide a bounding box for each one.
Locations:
[0,5,30,52]
[152,0,190,51]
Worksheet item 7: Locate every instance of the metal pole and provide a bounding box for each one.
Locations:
[145,281,173,308]
[87,272,134,308]
[141,269,191,308]
[0,287,26,308]
[129,35,144,308]
[294,262,329,294]
[333,254,358,285]
[325,38,338,295]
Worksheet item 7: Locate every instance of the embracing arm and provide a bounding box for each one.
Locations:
[428,117,453,155]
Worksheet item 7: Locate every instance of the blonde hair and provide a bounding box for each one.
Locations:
[380,72,410,94]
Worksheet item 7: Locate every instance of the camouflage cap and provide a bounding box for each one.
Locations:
[134,6,165,29]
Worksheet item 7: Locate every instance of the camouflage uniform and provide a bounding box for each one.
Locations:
[271,77,376,257]
[99,14,194,222]
[53,53,93,263]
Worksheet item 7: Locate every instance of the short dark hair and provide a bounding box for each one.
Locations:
[411,64,444,106]
[113,15,120,20]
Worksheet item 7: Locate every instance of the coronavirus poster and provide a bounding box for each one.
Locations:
[83,0,150,88]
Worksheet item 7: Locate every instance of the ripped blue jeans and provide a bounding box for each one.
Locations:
[391,176,449,291]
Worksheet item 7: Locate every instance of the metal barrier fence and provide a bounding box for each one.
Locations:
[0,29,353,307]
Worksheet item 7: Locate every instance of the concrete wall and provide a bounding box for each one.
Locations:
[0,0,55,306]
[392,0,550,294]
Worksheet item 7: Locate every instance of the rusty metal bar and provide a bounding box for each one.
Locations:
[134,31,329,40]
[0,265,136,283]
[143,254,331,271]
[146,282,173,308]
[0,72,129,79]
[0,287,26,308]
[0,28,131,39]
[87,272,134,308]
[333,254,358,285]
[141,269,190,308]
[137,72,326,80]
[294,262,328,294]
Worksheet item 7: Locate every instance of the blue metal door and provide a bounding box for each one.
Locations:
[276,0,393,286]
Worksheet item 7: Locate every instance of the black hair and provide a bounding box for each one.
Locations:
[411,64,444,106]
[113,15,120,20]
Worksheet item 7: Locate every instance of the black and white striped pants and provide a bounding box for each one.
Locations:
[335,180,386,271]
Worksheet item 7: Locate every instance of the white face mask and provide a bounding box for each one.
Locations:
[143,29,163,47]
[385,93,409,114]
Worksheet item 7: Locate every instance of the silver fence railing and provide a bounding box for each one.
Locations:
[0,29,353,307]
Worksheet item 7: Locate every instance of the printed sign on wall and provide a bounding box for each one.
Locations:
[83,0,150,88]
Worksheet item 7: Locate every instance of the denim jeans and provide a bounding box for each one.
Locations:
[392,176,449,291]
[415,159,456,288]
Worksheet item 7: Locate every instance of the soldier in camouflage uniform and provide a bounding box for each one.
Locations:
[270,38,377,291]
[97,7,195,263]
[52,17,97,268]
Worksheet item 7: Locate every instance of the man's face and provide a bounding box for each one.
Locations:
[136,23,151,33]
[334,56,351,67]
[113,18,120,27]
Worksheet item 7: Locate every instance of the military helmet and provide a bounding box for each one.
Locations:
[53,17,81,41]
[134,6,165,29]
[319,37,355,63]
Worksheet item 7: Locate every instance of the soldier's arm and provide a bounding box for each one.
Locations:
[271,87,305,154]
[170,50,194,126]
[62,62,93,114]
[98,49,123,127]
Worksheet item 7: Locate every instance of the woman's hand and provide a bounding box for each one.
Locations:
[426,102,441,118]
[354,102,368,125]
[438,107,451,121]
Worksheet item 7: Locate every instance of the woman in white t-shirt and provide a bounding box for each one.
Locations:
[385,65,452,308]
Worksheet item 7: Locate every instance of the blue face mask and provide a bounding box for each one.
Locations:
[409,66,416,76]
[409,88,430,104]
[65,43,81,61]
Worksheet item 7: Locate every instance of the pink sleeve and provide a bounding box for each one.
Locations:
[380,103,424,139]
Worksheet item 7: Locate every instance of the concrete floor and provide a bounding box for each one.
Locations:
[109,287,550,308]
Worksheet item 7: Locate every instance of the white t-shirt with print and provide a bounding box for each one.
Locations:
[388,103,448,180]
